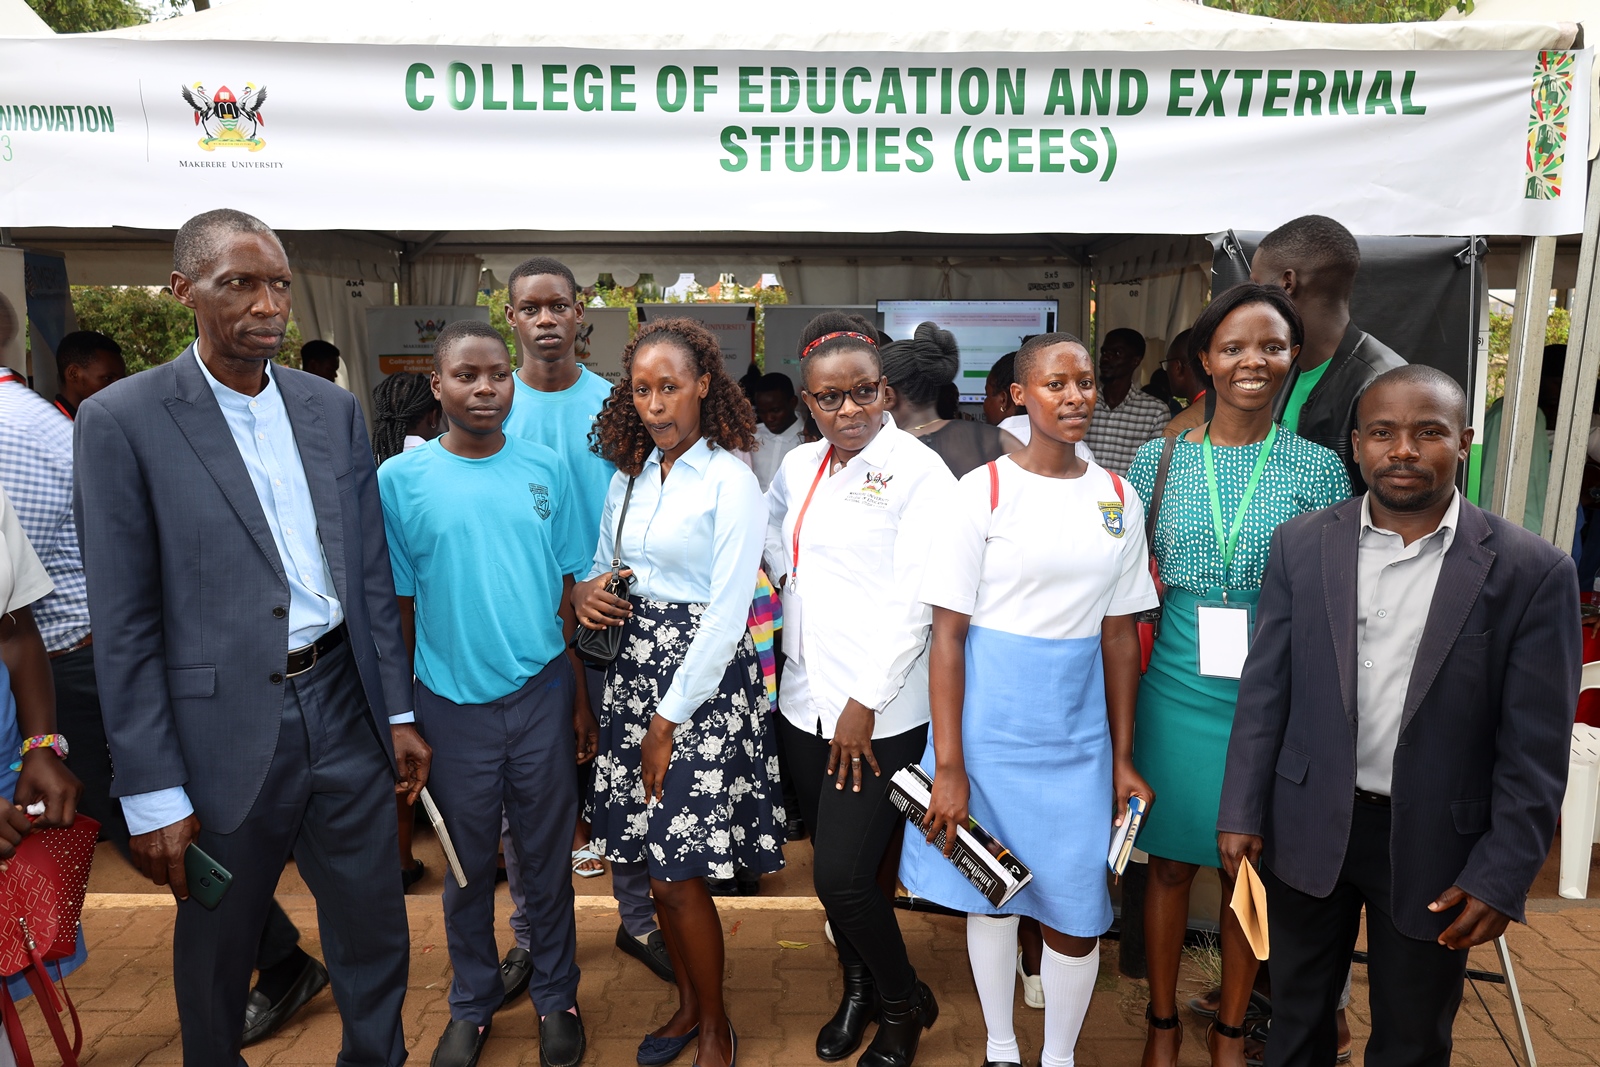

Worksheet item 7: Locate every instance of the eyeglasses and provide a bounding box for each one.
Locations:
[807,382,882,412]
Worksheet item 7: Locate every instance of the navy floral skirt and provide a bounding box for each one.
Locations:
[586,598,787,882]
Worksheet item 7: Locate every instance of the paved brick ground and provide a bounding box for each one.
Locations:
[14,838,1598,1065]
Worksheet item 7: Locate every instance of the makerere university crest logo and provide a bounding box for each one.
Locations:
[180,82,267,151]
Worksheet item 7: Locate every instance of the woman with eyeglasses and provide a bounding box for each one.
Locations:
[766,313,955,1067]
[900,332,1158,1067]
[575,318,783,1067]
[1128,286,1347,1067]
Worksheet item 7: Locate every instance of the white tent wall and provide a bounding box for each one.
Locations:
[407,255,483,305]
[1095,265,1211,379]
[0,0,47,36]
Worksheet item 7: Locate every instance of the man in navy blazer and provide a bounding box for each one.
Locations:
[74,209,431,1066]
[1218,365,1578,1067]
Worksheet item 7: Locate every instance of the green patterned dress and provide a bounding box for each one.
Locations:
[1127,428,1349,867]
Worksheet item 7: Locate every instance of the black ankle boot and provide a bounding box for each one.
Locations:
[857,980,938,1067]
[816,962,879,1061]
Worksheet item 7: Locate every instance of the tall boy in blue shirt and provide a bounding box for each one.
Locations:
[379,319,595,1067]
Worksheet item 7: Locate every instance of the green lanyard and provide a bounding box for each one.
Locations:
[1203,422,1277,587]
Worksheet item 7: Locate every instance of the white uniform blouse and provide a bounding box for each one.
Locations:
[765,416,956,740]
[590,437,767,724]
[0,485,52,617]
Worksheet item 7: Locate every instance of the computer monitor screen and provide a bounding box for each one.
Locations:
[877,300,1059,403]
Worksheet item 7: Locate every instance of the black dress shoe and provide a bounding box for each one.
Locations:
[784,816,806,841]
[815,962,878,1061]
[733,868,761,896]
[432,1018,489,1067]
[980,1062,1023,1067]
[857,980,937,1067]
[539,1007,587,1067]
[616,924,676,983]
[402,859,426,890]
[706,876,739,896]
[498,947,532,1010]
[241,956,329,1046]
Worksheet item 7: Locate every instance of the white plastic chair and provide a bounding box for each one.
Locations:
[1559,662,1600,900]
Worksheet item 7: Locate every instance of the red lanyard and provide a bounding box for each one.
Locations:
[790,445,835,582]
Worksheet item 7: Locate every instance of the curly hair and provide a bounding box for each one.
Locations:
[592,318,757,476]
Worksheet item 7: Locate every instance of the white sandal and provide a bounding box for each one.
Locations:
[571,845,605,878]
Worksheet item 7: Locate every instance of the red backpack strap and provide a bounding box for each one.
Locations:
[987,461,999,512]
[1109,471,1126,505]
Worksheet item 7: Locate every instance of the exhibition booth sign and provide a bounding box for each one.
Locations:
[0,40,1590,236]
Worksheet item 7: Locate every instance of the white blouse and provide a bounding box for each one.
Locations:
[921,456,1158,640]
[0,486,52,616]
[590,437,767,724]
[765,416,956,739]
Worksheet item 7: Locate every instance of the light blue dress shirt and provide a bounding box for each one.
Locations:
[121,354,348,836]
[589,437,766,724]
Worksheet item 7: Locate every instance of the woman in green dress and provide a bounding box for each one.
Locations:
[1128,284,1349,1067]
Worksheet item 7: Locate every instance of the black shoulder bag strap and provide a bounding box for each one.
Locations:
[609,476,636,572]
[1146,434,1177,548]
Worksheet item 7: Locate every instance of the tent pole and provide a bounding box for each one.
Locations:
[1491,236,1556,524]
[1545,157,1600,552]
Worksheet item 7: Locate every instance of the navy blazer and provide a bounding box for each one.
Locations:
[73,348,411,834]
[1218,494,1578,939]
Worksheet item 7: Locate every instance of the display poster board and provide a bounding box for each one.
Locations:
[572,306,632,385]
[0,43,1588,237]
[762,305,875,390]
[0,247,24,378]
[365,305,491,381]
[637,304,754,380]
[878,299,1058,402]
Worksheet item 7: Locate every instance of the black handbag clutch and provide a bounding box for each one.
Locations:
[575,477,635,670]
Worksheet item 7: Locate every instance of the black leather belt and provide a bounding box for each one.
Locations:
[286,623,346,678]
[1354,788,1391,807]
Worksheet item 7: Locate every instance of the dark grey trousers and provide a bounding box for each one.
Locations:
[173,641,409,1067]
[416,658,581,1024]
[504,664,657,946]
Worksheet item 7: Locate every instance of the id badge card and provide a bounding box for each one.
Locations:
[1196,598,1254,679]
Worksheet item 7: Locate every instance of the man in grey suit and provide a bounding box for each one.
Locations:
[1218,365,1579,1067]
[74,209,432,1067]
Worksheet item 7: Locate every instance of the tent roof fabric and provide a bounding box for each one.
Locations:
[0,0,50,37]
[96,0,1575,51]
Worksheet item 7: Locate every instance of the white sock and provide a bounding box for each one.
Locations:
[966,914,1021,1064]
[1038,941,1099,1067]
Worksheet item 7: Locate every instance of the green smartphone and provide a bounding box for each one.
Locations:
[183,843,233,910]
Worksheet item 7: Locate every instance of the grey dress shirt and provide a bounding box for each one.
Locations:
[1354,490,1461,794]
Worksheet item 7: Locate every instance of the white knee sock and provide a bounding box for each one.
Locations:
[966,914,1021,1064]
[1038,941,1099,1067]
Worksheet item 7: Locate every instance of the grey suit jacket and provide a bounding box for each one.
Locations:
[1218,495,1578,938]
[73,348,411,834]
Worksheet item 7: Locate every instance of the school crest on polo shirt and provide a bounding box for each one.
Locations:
[529,483,552,519]
[844,470,894,510]
[1098,499,1126,538]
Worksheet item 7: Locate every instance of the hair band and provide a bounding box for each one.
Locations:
[800,331,878,359]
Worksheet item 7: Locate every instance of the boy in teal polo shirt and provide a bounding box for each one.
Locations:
[378,319,594,1067]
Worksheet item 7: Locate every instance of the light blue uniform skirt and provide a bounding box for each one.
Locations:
[898,624,1114,937]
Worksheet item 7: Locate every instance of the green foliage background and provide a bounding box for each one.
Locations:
[1207,1,1470,22]
[70,285,304,373]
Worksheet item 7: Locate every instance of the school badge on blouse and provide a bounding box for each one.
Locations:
[1098,500,1126,538]
[529,483,552,519]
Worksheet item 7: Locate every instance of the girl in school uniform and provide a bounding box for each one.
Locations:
[900,332,1158,1067]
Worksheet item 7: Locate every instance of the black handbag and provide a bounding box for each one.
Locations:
[575,476,635,669]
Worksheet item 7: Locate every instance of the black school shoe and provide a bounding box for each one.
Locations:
[431,1019,490,1067]
[539,1007,587,1067]
[241,955,329,1046]
[616,925,676,983]
[498,947,533,1009]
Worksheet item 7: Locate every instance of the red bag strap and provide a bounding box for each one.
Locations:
[987,461,999,512]
[14,964,81,1067]
[1108,471,1126,505]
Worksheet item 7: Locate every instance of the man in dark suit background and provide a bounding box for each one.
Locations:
[75,209,432,1066]
[1218,365,1578,1067]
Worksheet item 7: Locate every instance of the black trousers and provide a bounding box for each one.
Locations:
[52,642,303,974]
[1263,799,1467,1067]
[779,715,927,1002]
[174,642,408,1067]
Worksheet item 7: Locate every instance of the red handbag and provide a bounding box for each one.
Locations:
[0,814,100,1067]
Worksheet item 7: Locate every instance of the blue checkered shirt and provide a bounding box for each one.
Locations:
[0,378,90,653]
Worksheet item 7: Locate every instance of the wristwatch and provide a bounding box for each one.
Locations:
[19,734,68,760]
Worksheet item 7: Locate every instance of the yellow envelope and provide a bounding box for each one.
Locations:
[1230,861,1269,960]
